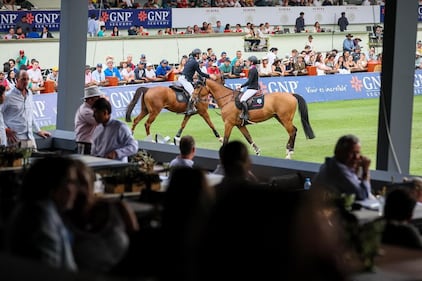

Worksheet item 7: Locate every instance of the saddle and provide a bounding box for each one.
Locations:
[169,82,190,103]
[235,90,265,110]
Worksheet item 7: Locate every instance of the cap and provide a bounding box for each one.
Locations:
[224,58,231,62]
[269,47,278,52]
[261,56,268,61]
[282,58,289,63]
[212,62,218,66]
[160,59,168,64]
[96,63,103,67]
[140,54,146,58]
[51,66,59,71]
[221,51,227,55]
[346,33,353,38]
[19,50,24,54]
[355,37,362,42]
[83,86,104,99]
[146,62,153,67]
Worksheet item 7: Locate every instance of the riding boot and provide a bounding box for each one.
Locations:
[185,97,197,116]
[240,101,249,122]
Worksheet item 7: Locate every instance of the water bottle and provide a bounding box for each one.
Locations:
[304,177,312,190]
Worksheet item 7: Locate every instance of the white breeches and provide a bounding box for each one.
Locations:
[240,89,256,102]
[178,75,194,95]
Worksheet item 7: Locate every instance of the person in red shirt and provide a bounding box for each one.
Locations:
[207,62,221,75]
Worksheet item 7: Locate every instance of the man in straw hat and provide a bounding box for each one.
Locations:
[74,85,104,155]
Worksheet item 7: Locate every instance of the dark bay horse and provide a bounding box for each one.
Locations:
[192,79,315,158]
[125,84,222,141]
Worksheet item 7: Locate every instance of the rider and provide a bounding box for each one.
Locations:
[178,48,216,115]
[237,55,260,123]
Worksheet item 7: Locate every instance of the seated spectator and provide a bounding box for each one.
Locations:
[219,58,232,78]
[91,98,138,162]
[233,23,243,32]
[258,56,272,76]
[40,26,53,38]
[111,26,119,37]
[91,63,107,85]
[207,62,221,75]
[230,58,245,78]
[15,27,25,39]
[271,58,284,76]
[160,166,215,281]
[4,157,79,271]
[0,72,10,91]
[27,59,44,92]
[97,25,107,37]
[120,64,135,83]
[85,65,96,87]
[356,53,368,70]
[169,135,196,169]
[145,62,158,81]
[65,159,139,273]
[334,56,350,74]
[3,27,17,39]
[214,140,258,192]
[283,57,294,75]
[313,134,374,201]
[134,62,147,81]
[345,55,359,72]
[104,59,122,80]
[46,66,59,88]
[293,55,307,75]
[382,188,422,249]
[27,27,40,38]
[155,59,173,80]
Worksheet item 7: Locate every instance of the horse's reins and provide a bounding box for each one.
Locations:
[202,84,236,109]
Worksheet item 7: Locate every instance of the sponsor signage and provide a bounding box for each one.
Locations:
[0,9,171,32]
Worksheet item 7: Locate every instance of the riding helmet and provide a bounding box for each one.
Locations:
[248,55,258,65]
[192,48,201,56]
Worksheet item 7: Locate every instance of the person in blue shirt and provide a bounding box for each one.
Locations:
[155,59,173,80]
[343,33,356,53]
[104,59,122,80]
[91,97,138,162]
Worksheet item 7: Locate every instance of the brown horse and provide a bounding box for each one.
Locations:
[125,83,222,141]
[192,78,315,158]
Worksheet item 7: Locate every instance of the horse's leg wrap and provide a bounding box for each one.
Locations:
[251,142,261,155]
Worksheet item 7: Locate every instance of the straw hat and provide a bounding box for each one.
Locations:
[83,85,104,99]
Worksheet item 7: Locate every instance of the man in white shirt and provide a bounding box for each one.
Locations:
[145,63,157,81]
[27,60,43,94]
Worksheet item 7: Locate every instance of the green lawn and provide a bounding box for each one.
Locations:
[126,96,422,176]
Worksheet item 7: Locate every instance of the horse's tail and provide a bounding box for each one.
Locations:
[293,93,315,139]
[125,86,147,122]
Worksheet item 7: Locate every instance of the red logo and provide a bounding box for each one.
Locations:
[26,13,34,24]
[350,76,363,92]
[101,12,109,22]
[138,11,147,22]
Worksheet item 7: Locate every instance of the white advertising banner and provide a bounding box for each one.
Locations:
[172,5,381,28]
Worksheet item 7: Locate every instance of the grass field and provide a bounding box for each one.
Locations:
[127,95,422,176]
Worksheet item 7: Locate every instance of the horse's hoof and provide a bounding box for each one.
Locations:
[285,150,294,159]
[218,137,223,143]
